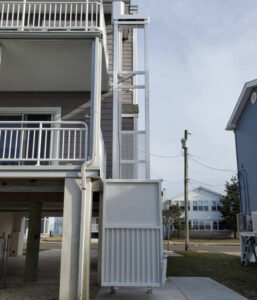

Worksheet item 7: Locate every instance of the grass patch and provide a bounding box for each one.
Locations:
[42,237,62,243]
[167,251,257,300]
[168,238,239,244]
[23,248,50,255]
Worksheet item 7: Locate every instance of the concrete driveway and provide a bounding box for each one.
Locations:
[96,277,247,300]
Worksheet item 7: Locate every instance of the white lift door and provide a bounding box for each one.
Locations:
[101,180,163,287]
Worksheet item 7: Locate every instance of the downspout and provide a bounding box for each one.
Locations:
[78,35,102,300]
[77,157,95,300]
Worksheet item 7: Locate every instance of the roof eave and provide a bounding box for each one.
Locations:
[226,79,257,131]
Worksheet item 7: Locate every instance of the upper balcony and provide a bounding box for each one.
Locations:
[0,120,106,178]
[0,0,105,34]
[0,0,109,91]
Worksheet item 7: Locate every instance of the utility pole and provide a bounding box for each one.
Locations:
[181,130,189,250]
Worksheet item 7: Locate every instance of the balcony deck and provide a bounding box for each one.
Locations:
[0,0,105,34]
[0,0,109,92]
[0,120,101,178]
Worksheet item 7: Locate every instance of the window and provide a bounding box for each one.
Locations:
[189,220,193,229]
[217,202,221,211]
[205,221,211,230]
[212,201,217,211]
[0,113,53,165]
[213,221,218,230]
[0,115,22,165]
[199,221,204,230]
[193,201,198,211]
[192,220,198,230]
[203,201,209,211]
[198,201,203,211]
[180,201,185,211]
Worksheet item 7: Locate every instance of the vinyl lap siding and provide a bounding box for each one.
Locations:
[102,15,134,178]
[235,88,257,213]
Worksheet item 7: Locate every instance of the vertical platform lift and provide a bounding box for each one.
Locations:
[101,1,165,292]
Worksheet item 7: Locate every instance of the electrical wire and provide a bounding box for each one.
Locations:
[190,133,234,152]
[189,178,225,187]
[150,171,183,184]
[138,148,182,158]
[188,155,236,173]
[189,153,235,166]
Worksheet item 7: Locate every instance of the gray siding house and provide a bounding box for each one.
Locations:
[226,79,257,262]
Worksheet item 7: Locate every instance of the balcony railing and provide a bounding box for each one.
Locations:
[0,0,104,32]
[0,121,88,166]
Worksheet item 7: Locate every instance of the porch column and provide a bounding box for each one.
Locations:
[10,215,25,257]
[24,202,42,282]
[59,178,82,300]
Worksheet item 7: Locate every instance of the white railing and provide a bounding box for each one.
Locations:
[0,121,88,165]
[0,0,104,32]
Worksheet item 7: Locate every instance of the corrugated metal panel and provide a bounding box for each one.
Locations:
[102,228,161,286]
[101,180,163,287]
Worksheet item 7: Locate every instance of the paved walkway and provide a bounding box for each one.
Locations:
[96,277,247,300]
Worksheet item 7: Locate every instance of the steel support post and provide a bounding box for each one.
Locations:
[112,21,122,178]
[144,23,150,179]
[78,178,92,300]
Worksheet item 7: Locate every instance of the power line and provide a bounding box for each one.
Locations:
[189,178,225,187]
[138,148,182,159]
[189,156,236,173]
[190,133,234,152]
[189,153,235,166]
[150,152,182,158]
[150,171,183,184]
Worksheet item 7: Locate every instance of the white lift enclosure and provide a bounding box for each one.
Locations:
[101,180,163,287]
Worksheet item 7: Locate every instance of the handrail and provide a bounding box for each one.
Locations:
[0,120,88,165]
[0,0,104,32]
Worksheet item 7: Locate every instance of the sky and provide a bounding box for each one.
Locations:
[132,0,257,198]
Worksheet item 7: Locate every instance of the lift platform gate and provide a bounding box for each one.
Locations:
[101,180,163,287]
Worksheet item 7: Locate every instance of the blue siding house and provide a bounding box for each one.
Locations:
[227,79,257,263]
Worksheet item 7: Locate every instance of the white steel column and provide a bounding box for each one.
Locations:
[59,178,82,300]
[10,215,25,257]
[112,21,122,178]
[144,23,150,179]
[90,37,102,163]
[77,177,92,300]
